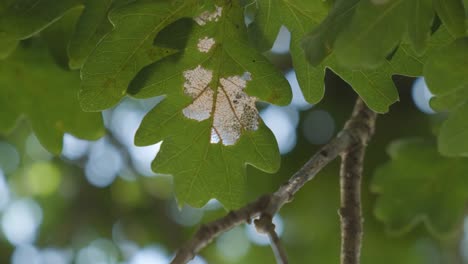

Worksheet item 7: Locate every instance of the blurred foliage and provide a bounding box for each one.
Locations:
[0,40,104,153]
[372,138,468,237]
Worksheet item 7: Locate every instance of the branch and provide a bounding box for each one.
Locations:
[171,98,377,264]
[339,99,377,264]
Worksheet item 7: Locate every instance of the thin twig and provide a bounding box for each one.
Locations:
[339,99,377,264]
[255,215,288,264]
[267,228,288,264]
[170,98,376,264]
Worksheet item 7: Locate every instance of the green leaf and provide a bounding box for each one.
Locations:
[433,0,467,38]
[321,43,418,113]
[333,0,411,68]
[302,15,454,113]
[131,2,291,208]
[0,0,80,40]
[247,0,329,104]
[0,40,104,154]
[425,38,468,103]
[42,6,83,69]
[248,0,402,112]
[79,0,200,111]
[301,0,360,66]
[68,0,130,69]
[407,0,434,54]
[251,0,442,112]
[424,38,468,156]
[438,104,468,156]
[372,138,468,237]
[0,32,18,59]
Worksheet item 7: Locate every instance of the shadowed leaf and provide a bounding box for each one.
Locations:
[0,40,104,153]
[372,138,468,237]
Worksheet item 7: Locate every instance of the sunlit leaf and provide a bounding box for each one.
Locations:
[372,138,468,237]
[131,1,291,208]
[0,40,104,154]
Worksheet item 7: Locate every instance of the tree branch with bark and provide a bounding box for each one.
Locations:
[171,97,377,264]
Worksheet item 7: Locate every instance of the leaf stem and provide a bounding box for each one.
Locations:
[170,97,377,264]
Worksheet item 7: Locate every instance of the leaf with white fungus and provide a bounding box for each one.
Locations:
[130,1,291,208]
[182,66,258,145]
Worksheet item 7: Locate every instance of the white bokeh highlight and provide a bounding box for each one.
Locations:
[285,71,313,110]
[11,245,41,264]
[109,98,162,177]
[40,248,73,264]
[62,134,91,160]
[260,106,298,154]
[2,199,43,246]
[169,201,204,227]
[245,214,284,246]
[128,246,169,264]
[85,138,123,188]
[412,77,435,114]
[216,226,251,260]
[76,239,119,264]
[271,26,291,54]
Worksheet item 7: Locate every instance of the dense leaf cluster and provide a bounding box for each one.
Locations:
[0,0,467,240]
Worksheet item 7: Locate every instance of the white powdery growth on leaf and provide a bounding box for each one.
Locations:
[197,37,216,53]
[182,66,258,146]
[194,6,223,26]
[182,66,214,121]
[212,73,258,145]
